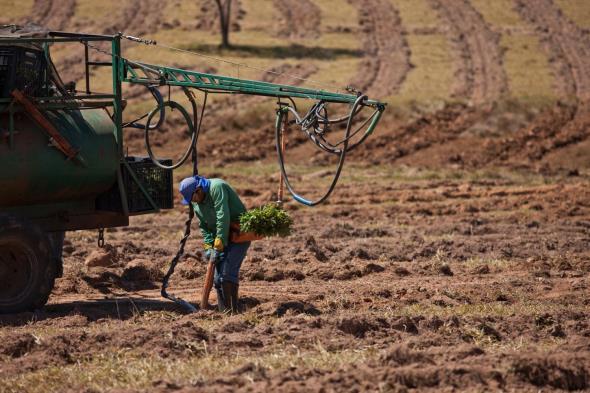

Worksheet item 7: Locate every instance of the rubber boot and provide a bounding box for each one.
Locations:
[216,286,226,312]
[221,281,239,314]
[233,284,240,313]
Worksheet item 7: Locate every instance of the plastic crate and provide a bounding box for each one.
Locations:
[0,49,15,97]
[0,46,45,98]
[124,157,173,212]
[96,157,173,214]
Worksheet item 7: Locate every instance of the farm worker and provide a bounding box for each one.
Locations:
[179,175,249,313]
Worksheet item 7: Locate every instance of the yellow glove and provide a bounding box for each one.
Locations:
[203,243,213,250]
[213,237,224,251]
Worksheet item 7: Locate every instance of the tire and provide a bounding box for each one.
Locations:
[0,217,56,313]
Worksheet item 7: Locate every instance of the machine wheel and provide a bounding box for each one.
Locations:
[0,217,56,313]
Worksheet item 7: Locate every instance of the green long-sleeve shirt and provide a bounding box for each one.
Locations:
[191,178,246,247]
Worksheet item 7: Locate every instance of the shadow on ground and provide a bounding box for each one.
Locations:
[0,298,196,326]
[181,43,363,60]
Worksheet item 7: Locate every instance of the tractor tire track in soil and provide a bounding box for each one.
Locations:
[429,0,507,105]
[486,0,590,164]
[515,0,590,101]
[196,0,245,32]
[29,0,76,31]
[273,0,321,40]
[347,0,411,98]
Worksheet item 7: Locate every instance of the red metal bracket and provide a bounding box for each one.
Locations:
[10,89,79,160]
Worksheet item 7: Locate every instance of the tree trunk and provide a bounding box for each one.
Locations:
[214,0,232,48]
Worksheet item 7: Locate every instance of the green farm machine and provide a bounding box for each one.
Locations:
[0,25,385,313]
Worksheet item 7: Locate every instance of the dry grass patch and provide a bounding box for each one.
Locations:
[0,0,34,22]
[392,35,454,106]
[469,0,523,28]
[392,0,440,29]
[310,58,360,92]
[161,1,201,27]
[241,0,276,34]
[463,257,511,271]
[74,0,120,26]
[314,0,359,30]
[501,35,557,105]
[554,0,590,29]
[396,300,581,319]
[0,345,374,393]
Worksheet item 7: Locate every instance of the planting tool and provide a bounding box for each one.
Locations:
[200,251,217,310]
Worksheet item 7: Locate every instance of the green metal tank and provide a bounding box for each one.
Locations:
[0,107,118,207]
[0,30,128,314]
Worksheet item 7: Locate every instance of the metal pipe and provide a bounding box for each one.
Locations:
[84,43,90,94]
[8,105,13,150]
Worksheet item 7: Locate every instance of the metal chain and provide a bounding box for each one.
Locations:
[85,41,117,58]
[160,207,197,313]
[159,88,203,313]
[98,228,105,248]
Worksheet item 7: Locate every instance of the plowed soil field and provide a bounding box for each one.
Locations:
[2,0,590,392]
[1,164,589,392]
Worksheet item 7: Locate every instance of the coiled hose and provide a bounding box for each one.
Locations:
[144,88,198,170]
[275,95,367,206]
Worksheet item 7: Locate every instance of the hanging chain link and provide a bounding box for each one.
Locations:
[97,228,105,248]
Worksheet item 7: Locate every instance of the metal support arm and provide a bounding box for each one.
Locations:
[122,60,385,108]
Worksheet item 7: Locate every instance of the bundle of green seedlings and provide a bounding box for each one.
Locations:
[239,203,293,237]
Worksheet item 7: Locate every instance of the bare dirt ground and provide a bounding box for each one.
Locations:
[1,165,589,392]
[347,0,411,98]
[2,1,590,392]
[429,0,507,104]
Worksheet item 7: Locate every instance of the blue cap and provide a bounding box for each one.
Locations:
[179,175,210,205]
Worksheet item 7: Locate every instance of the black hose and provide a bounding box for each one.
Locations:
[275,95,366,206]
[124,85,165,129]
[145,99,197,170]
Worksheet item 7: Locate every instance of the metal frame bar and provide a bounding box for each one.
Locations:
[2,94,116,101]
[109,35,133,215]
[84,42,90,94]
[0,37,112,44]
[8,105,14,149]
[123,61,385,108]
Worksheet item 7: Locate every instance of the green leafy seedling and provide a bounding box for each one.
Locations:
[239,203,293,237]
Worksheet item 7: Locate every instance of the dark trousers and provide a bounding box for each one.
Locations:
[214,241,250,287]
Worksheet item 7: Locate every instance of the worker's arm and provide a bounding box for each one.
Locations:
[193,204,215,247]
[199,220,215,248]
[210,183,230,250]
